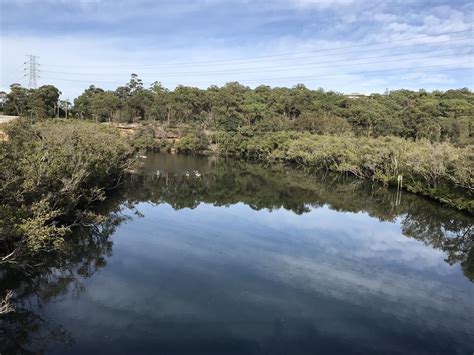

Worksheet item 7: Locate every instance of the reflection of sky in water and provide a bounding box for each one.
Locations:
[47,202,474,354]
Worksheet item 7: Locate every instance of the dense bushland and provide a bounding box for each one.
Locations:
[212,131,473,212]
[0,119,131,267]
[5,77,473,145]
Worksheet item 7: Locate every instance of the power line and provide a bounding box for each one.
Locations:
[40,46,473,78]
[40,36,474,71]
[40,63,473,86]
[56,36,474,70]
[40,29,474,69]
[24,55,40,88]
[11,72,27,87]
[240,65,474,85]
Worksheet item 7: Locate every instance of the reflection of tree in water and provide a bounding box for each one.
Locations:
[444,228,473,281]
[402,215,473,281]
[0,157,472,352]
[0,208,129,354]
[126,158,474,281]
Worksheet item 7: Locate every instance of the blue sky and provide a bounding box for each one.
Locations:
[1,0,473,98]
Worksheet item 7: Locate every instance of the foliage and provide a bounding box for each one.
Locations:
[4,84,61,119]
[129,125,167,152]
[176,131,209,153]
[54,75,474,145]
[216,131,473,212]
[292,112,353,135]
[0,119,131,267]
[74,85,104,119]
[90,91,121,122]
[2,77,473,211]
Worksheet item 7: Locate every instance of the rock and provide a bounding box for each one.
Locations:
[166,132,179,139]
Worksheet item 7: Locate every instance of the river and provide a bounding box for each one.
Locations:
[1,152,473,354]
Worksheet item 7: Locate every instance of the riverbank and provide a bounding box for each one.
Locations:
[215,131,473,213]
[123,123,473,214]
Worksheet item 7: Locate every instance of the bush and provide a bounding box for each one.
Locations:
[130,125,164,152]
[292,113,353,136]
[217,131,473,213]
[0,119,131,264]
[176,131,209,153]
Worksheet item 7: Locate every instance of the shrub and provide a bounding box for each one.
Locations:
[176,131,209,153]
[0,119,131,265]
[216,131,473,213]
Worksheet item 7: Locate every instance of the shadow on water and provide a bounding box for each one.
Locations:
[0,152,472,354]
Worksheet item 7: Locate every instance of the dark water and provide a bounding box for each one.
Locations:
[1,153,473,354]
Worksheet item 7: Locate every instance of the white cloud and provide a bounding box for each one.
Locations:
[286,0,359,8]
[1,0,472,97]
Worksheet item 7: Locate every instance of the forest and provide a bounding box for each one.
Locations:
[3,74,473,145]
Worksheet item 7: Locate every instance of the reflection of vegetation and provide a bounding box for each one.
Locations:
[213,132,473,212]
[0,206,128,354]
[0,154,472,352]
[126,157,473,280]
[403,219,473,282]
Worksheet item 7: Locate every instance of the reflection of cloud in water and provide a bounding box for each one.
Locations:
[46,201,474,353]
[249,205,453,272]
[131,202,460,275]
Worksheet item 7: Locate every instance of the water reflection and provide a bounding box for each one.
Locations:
[0,208,128,353]
[0,152,472,354]
[131,153,473,282]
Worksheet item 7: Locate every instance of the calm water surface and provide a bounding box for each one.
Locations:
[2,153,473,354]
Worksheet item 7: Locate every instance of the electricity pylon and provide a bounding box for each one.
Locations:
[24,55,40,88]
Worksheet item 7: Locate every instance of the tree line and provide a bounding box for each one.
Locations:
[3,74,473,145]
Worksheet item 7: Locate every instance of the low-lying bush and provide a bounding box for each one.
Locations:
[0,119,132,265]
[216,131,473,212]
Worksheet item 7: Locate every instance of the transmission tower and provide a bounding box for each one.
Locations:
[24,55,40,88]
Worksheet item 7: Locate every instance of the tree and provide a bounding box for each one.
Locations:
[293,113,352,135]
[91,91,121,122]
[127,89,154,121]
[29,85,61,119]
[212,82,250,131]
[3,84,29,116]
[149,81,171,123]
[74,85,104,119]
[114,74,150,122]
[344,97,391,137]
